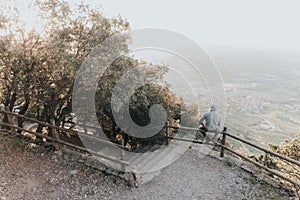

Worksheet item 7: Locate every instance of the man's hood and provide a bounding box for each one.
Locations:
[210,104,217,111]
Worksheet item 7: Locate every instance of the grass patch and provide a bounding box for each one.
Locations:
[11,137,23,147]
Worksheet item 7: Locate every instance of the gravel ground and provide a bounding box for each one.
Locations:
[0,133,296,200]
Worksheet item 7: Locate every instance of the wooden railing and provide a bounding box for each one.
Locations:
[0,110,129,165]
[164,123,300,188]
[0,110,299,187]
[217,130,300,187]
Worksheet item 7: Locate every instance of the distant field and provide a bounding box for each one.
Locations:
[168,64,300,152]
[221,67,300,152]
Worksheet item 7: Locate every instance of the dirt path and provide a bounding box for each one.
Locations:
[0,133,296,200]
[123,145,293,200]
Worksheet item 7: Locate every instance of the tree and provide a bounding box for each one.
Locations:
[95,57,183,148]
[0,0,183,149]
[249,139,300,196]
[0,0,129,133]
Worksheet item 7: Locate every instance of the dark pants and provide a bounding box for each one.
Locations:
[199,126,207,137]
[195,126,207,141]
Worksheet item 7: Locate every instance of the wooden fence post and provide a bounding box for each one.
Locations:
[263,152,267,166]
[51,127,60,150]
[165,121,169,145]
[220,127,227,157]
[5,106,15,135]
[121,132,126,171]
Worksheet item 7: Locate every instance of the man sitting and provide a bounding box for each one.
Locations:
[197,104,221,141]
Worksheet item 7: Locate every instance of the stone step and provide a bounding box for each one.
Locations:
[140,132,194,172]
[152,144,188,172]
[127,147,154,169]
[139,144,175,173]
[125,145,163,171]
[79,132,118,153]
[127,151,143,164]
[134,146,168,172]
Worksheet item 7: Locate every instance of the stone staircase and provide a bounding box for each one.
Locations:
[75,123,197,184]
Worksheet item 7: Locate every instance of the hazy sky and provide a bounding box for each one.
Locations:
[93,0,300,52]
[5,0,300,53]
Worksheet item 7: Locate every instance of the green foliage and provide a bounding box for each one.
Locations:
[0,0,129,129]
[95,57,183,148]
[268,139,300,161]
[248,139,300,195]
[0,0,183,149]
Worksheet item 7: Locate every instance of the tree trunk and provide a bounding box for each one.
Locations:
[36,105,48,133]
[2,92,17,129]
[17,96,30,134]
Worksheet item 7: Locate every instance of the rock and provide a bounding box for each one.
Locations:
[70,170,78,175]
[50,177,58,184]
[54,150,63,156]
[81,185,90,193]
[92,186,99,194]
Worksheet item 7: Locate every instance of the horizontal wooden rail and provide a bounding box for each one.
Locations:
[0,110,123,148]
[1,113,298,187]
[166,136,215,146]
[166,136,200,144]
[217,142,300,187]
[164,122,299,187]
[0,122,129,165]
[165,125,222,134]
[0,110,80,135]
[0,110,101,136]
[224,132,300,167]
[166,125,199,131]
